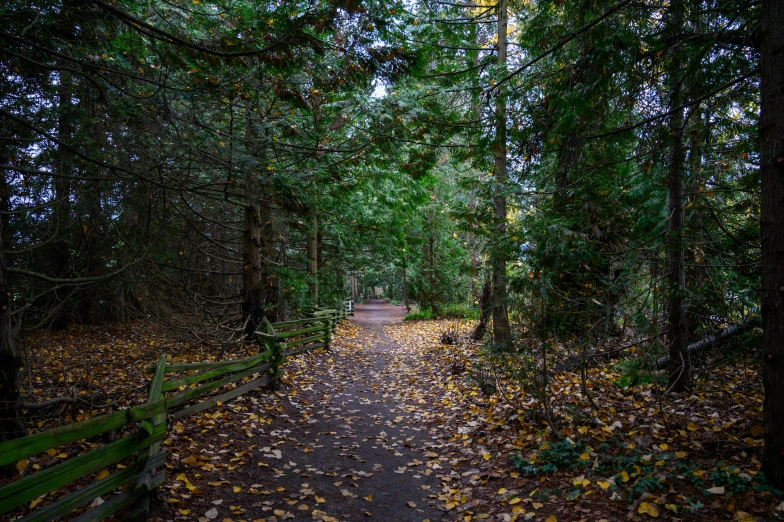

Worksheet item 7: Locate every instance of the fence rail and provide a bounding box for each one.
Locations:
[0,304,349,522]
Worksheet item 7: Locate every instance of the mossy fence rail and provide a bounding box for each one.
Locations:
[0,304,351,522]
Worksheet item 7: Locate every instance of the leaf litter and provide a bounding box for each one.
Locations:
[5,304,783,521]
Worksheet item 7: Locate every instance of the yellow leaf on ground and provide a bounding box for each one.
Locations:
[597,481,611,490]
[233,486,242,493]
[659,444,668,451]
[30,498,44,509]
[546,515,557,522]
[16,459,29,473]
[482,453,491,461]
[94,469,110,481]
[179,509,191,515]
[314,495,325,503]
[675,451,688,459]
[638,502,659,517]
[687,422,698,431]
[579,452,590,461]
[734,511,756,522]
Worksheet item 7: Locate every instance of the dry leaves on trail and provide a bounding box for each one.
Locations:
[381,318,781,522]
[7,313,783,522]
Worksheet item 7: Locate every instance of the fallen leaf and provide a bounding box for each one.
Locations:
[638,502,659,517]
[16,459,29,474]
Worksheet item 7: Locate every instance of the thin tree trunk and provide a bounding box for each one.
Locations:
[258,202,280,322]
[242,196,262,340]
[402,268,410,312]
[0,220,24,446]
[51,69,73,329]
[760,0,784,489]
[307,214,318,306]
[429,231,438,316]
[472,271,492,340]
[491,0,512,347]
[665,1,690,392]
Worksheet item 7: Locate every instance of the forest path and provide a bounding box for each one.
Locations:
[154,300,448,522]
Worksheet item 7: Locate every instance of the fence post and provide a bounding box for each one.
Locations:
[324,315,333,350]
[128,355,167,522]
[263,318,284,391]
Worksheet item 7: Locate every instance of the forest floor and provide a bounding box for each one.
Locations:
[9,301,784,521]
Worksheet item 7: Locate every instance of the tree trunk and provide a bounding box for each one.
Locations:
[0,219,24,445]
[472,271,492,340]
[760,0,784,489]
[259,202,280,322]
[51,69,73,329]
[665,1,690,392]
[307,214,318,306]
[491,0,512,347]
[402,268,410,312]
[81,181,103,323]
[242,198,263,340]
[429,231,438,316]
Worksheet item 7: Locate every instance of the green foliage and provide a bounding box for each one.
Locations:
[403,308,434,322]
[438,303,479,320]
[611,359,665,388]
[512,440,587,476]
[403,303,477,321]
[277,268,312,318]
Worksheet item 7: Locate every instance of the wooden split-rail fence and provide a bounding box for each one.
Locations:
[0,303,353,522]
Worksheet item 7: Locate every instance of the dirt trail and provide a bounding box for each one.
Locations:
[155,300,446,522]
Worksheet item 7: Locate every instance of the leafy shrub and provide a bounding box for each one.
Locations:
[612,358,664,388]
[438,303,479,320]
[403,308,434,321]
[512,440,587,475]
[404,303,478,321]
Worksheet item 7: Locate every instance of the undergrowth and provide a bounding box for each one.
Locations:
[403,303,478,321]
[512,437,780,507]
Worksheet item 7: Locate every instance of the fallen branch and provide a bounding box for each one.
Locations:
[656,316,762,369]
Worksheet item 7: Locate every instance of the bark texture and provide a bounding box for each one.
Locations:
[665,0,690,392]
[760,0,784,488]
[491,0,512,347]
[0,222,23,444]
